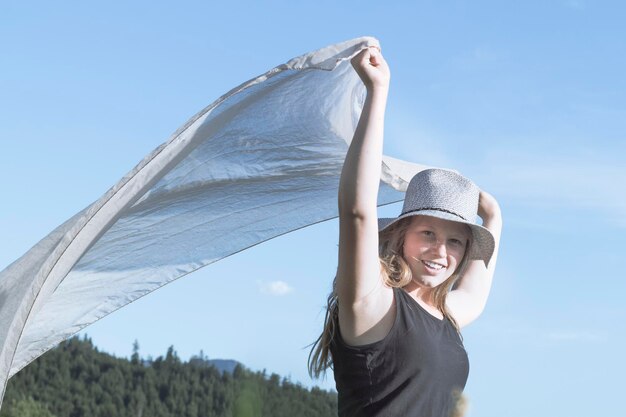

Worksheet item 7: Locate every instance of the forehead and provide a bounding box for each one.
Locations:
[407,215,470,237]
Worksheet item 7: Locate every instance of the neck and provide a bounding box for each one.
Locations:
[403,280,437,307]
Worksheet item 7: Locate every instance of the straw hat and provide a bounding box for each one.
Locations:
[378,168,495,266]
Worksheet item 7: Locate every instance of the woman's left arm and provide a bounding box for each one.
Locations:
[447,191,503,328]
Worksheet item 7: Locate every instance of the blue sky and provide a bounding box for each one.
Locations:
[1,1,625,416]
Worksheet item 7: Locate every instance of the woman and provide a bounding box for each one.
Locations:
[308,47,503,417]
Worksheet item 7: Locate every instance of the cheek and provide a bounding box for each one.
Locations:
[448,252,465,273]
[403,236,428,254]
[450,245,467,261]
[403,244,421,261]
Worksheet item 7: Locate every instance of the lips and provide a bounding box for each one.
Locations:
[421,260,446,273]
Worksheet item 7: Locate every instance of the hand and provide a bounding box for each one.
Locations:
[351,46,390,92]
[478,190,501,221]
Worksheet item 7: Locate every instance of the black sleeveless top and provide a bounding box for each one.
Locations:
[330,287,469,417]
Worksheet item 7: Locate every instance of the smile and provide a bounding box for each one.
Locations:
[421,260,446,271]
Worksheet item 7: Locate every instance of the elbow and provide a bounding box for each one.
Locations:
[337,183,378,221]
[339,206,368,221]
[338,207,379,228]
[338,200,377,222]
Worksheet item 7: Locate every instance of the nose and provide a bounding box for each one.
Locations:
[431,239,447,257]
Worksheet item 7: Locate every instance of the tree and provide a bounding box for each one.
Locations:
[131,340,140,365]
[2,397,56,417]
[1,337,338,417]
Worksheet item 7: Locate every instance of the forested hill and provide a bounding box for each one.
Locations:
[1,336,337,417]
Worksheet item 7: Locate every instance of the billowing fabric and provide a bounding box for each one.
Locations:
[331,288,469,417]
[0,37,426,407]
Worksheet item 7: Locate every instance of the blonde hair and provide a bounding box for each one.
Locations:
[450,389,469,417]
[307,216,472,378]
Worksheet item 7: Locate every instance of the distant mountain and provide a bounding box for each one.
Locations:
[1,336,337,417]
[207,359,240,374]
[188,356,240,374]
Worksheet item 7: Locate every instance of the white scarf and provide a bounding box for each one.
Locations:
[0,36,424,405]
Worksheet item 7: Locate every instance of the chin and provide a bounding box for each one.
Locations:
[415,276,447,288]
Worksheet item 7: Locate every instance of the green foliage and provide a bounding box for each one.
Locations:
[2,396,56,417]
[1,336,337,417]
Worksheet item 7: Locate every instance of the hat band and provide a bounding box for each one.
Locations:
[401,207,468,221]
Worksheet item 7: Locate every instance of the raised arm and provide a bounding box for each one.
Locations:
[447,190,503,328]
[336,47,394,345]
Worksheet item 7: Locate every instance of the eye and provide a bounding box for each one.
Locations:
[421,230,435,237]
[448,238,465,248]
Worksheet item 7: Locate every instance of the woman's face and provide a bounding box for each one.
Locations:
[402,216,470,288]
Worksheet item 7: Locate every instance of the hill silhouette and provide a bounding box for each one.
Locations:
[1,336,337,417]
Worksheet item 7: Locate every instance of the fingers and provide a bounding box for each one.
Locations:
[477,191,501,220]
[351,46,383,69]
[350,45,390,90]
[368,47,382,66]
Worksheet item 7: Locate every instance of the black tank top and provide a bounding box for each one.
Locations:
[330,287,469,417]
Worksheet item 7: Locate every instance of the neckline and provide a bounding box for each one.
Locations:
[399,288,445,322]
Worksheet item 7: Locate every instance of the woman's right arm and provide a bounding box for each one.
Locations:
[336,47,394,346]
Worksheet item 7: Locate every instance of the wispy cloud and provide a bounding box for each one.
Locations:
[471,316,609,347]
[473,148,626,227]
[258,280,294,296]
[547,331,605,343]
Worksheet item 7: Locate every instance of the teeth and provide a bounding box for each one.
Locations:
[423,260,445,270]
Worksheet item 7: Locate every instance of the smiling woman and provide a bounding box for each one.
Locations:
[308,47,503,417]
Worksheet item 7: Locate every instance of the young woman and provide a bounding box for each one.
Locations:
[309,47,503,417]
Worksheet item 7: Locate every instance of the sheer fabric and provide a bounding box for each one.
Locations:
[0,36,425,406]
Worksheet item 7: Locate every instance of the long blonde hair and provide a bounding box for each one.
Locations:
[307,216,472,378]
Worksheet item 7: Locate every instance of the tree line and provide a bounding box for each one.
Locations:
[1,335,337,417]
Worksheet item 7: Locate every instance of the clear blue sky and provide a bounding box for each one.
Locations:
[1,1,625,416]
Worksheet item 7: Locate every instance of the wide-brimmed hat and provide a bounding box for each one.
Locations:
[378,168,495,266]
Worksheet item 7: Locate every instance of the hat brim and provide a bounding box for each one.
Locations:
[378,210,495,267]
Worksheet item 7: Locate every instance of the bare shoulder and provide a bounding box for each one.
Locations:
[337,281,395,346]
